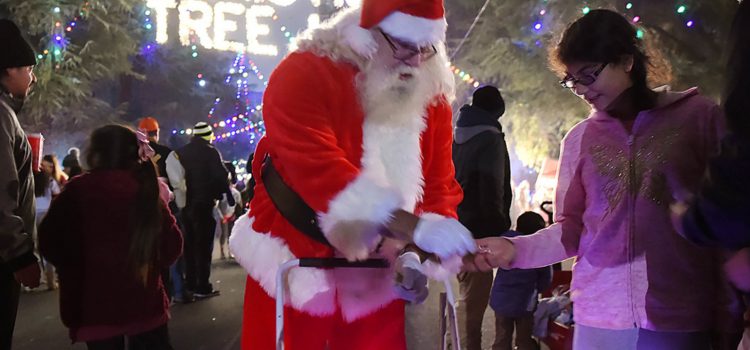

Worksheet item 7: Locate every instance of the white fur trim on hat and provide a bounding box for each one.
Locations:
[342,24,378,59]
[378,11,447,46]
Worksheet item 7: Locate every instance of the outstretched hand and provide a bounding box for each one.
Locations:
[462,237,515,272]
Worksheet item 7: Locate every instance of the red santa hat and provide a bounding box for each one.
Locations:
[343,0,447,58]
[360,0,446,45]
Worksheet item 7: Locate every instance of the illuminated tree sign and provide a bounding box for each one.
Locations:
[147,0,360,56]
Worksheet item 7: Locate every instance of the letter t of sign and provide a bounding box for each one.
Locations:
[147,0,177,44]
[179,0,215,49]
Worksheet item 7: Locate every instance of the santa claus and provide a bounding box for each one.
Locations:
[229,0,477,349]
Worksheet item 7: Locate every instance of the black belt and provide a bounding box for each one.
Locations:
[261,155,332,247]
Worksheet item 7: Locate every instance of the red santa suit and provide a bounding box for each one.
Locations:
[229,2,460,349]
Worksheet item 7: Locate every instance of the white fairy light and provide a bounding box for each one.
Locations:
[214,2,247,52]
[246,5,278,56]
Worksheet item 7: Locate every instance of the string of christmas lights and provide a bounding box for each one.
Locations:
[451,64,482,88]
[532,1,699,38]
[172,52,266,141]
[461,1,705,93]
[38,3,92,64]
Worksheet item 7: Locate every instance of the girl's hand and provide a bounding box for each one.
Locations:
[725,247,750,292]
[462,237,515,272]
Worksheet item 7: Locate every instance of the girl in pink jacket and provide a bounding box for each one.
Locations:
[467,9,742,350]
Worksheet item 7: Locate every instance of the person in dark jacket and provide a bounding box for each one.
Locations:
[137,116,182,302]
[241,152,256,209]
[38,125,182,348]
[677,0,750,251]
[0,19,41,350]
[675,0,750,319]
[173,122,233,298]
[452,85,513,350]
[138,117,172,180]
[490,212,552,350]
[62,147,83,178]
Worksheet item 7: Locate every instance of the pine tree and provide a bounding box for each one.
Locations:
[445,0,738,168]
[0,0,142,128]
[1,0,145,150]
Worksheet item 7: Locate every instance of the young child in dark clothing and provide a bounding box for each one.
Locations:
[489,212,552,350]
[39,125,183,349]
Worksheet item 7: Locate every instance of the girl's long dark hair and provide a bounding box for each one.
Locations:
[34,171,50,197]
[549,9,650,90]
[724,0,750,137]
[86,124,162,285]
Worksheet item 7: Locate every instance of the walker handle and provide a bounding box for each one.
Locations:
[298,258,389,268]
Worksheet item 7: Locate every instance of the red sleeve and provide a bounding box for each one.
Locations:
[38,181,82,268]
[262,53,403,235]
[262,53,359,213]
[416,98,463,219]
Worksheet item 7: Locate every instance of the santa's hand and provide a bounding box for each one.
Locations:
[394,252,429,304]
[422,255,463,280]
[325,220,381,262]
[413,214,477,259]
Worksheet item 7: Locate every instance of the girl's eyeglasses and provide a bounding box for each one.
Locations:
[559,63,608,89]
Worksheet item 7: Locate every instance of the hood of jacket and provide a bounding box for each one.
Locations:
[454,104,502,144]
[0,90,24,114]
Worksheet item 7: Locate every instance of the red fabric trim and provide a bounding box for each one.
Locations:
[360,0,445,28]
[415,97,462,218]
[241,277,406,350]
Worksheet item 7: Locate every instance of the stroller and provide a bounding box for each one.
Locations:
[274,257,462,350]
[538,201,575,350]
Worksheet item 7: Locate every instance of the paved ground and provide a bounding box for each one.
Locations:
[13,258,245,350]
[13,253,545,350]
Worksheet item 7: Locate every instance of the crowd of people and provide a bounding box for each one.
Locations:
[0,22,245,347]
[1,0,750,349]
[12,116,246,349]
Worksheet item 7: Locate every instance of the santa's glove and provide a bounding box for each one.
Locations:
[394,252,429,304]
[413,214,477,260]
[324,220,381,262]
[422,255,464,280]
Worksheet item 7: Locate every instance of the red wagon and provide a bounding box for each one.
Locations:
[539,270,574,350]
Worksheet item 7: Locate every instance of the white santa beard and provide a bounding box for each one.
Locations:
[358,56,449,129]
[348,55,453,211]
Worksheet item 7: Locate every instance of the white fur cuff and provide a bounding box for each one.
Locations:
[342,24,378,59]
[228,215,337,316]
[318,174,403,258]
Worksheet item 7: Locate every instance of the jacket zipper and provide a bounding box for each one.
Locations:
[626,134,639,328]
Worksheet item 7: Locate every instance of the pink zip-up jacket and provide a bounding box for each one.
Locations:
[509,88,742,331]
